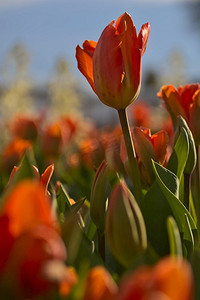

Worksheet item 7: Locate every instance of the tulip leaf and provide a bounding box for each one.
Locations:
[175,116,197,174]
[153,161,196,244]
[56,183,72,214]
[167,216,183,257]
[167,127,189,180]
[142,181,171,256]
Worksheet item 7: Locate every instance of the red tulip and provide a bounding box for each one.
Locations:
[76,12,150,110]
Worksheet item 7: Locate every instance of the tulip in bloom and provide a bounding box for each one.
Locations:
[117,257,193,300]
[7,164,54,194]
[157,83,200,145]
[76,12,150,110]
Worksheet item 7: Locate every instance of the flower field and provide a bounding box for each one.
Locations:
[0,11,200,299]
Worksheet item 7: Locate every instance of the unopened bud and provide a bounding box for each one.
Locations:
[90,160,109,232]
[106,180,147,268]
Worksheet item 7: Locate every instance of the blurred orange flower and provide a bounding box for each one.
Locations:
[9,115,40,141]
[0,180,66,298]
[1,138,32,172]
[118,257,193,300]
[128,101,152,128]
[83,266,118,300]
[76,12,150,110]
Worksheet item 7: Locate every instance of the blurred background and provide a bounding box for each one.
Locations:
[0,0,199,125]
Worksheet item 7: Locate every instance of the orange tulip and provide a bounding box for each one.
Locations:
[9,114,40,141]
[7,164,54,194]
[121,127,169,185]
[0,180,66,297]
[118,257,193,300]
[1,138,32,173]
[82,266,118,300]
[157,83,200,144]
[76,12,150,110]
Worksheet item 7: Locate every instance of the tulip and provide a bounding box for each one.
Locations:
[90,160,108,232]
[9,114,40,141]
[117,257,193,300]
[157,83,200,145]
[76,12,150,110]
[106,180,147,268]
[1,138,32,173]
[120,127,169,185]
[82,266,118,300]
[0,180,66,297]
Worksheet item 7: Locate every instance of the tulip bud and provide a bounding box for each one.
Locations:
[175,116,196,174]
[106,180,147,268]
[90,161,109,233]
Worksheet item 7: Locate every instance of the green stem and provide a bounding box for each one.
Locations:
[184,173,190,211]
[97,230,105,262]
[118,108,143,206]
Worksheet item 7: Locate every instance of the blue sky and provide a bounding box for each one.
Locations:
[0,0,199,90]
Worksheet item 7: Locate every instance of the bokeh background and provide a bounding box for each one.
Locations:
[0,0,199,125]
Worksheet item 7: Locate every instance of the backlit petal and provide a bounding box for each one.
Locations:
[157,85,187,125]
[93,24,123,108]
[76,45,95,92]
[137,22,151,55]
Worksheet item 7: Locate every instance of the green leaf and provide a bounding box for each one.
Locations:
[167,216,183,257]
[56,183,71,214]
[167,127,189,180]
[175,116,197,174]
[142,181,171,256]
[153,161,196,244]
[71,197,86,215]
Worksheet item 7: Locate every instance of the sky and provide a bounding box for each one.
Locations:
[0,0,199,91]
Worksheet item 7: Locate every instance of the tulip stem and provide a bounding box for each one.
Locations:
[98,230,105,262]
[118,108,143,206]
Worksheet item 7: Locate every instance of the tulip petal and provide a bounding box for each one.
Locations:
[76,45,95,92]
[178,83,200,119]
[115,12,141,106]
[82,40,97,57]
[137,22,150,55]
[190,89,200,145]
[157,85,187,125]
[83,266,118,300]
[93,24,124,108]
[132,127,156,181]
[151,130,169,165]
[3,180,56,236]
[40,164,54,191]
